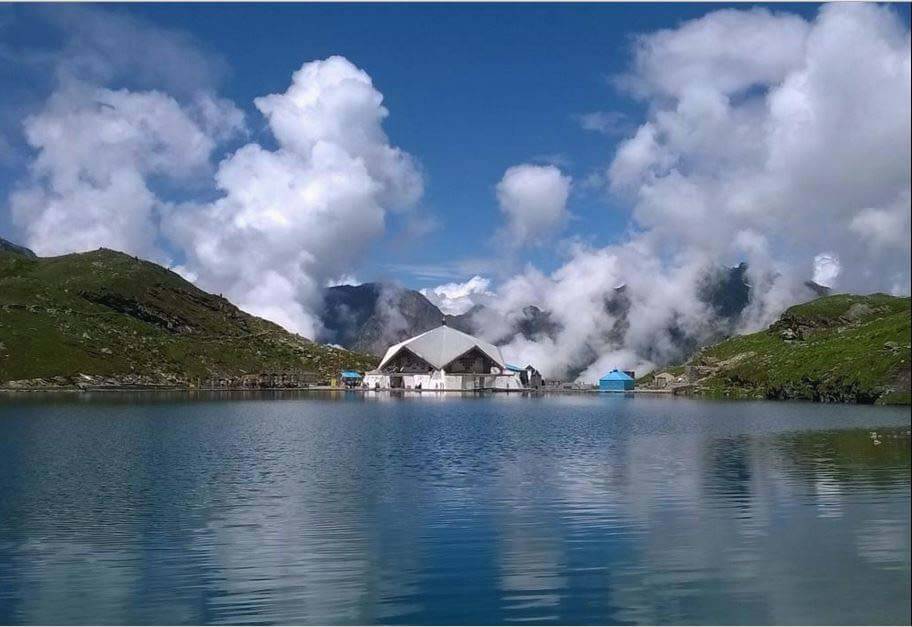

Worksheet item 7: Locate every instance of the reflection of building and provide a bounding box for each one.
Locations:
[599,369,635,392]
[363,322,527,391]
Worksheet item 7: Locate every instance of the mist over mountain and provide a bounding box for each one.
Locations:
[319,263,830,378]
[3,4,907,364]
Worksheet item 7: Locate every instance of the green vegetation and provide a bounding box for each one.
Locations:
[683,293,911,404]
[0,243,377,387]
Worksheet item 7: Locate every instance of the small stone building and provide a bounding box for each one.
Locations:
[653,372,677,389]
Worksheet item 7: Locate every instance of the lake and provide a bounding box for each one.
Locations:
[0,392,909,625]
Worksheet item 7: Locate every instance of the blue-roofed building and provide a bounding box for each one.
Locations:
[340,370,363,388]
[599,369,635,392]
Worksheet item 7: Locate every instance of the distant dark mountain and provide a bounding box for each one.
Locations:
[700,262,751,319]
[804,280,831,297]
[321,263,832,372]
[444,304,484,335]
[321,284,387,349]
[320,283,448,355]
[473,304,562,346]
[0,237,36,259]
[319,282,568,357]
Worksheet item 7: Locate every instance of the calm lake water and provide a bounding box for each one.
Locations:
[0,392,909,625]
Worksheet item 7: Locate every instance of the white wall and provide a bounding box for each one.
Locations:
[361,370,528,391]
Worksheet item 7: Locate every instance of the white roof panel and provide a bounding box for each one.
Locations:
[377,325,506,371]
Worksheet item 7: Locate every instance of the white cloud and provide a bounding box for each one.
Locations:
[420,275,493,315]
[605,2,911,289]
[481,4,911,381]
[496,164,571,247]
[6,7,244,261]
[812,253,841,288]
[576,111,629,135]
[165,57,423,337]
[6,11,420,341]
[254,56,422,210]
[620,8,810,99]
[850,191,911,252]
[486,243,723,380]
[10,84,239,259]
[326,274,362,288]
[6,2,909,366]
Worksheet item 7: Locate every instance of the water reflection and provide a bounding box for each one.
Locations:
[0,395,909,624]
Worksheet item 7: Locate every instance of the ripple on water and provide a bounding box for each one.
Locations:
[0,394,909,625]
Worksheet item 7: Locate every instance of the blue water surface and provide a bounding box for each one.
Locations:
[0,392,909,625]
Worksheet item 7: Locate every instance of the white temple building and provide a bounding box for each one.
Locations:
[362,323,527,391]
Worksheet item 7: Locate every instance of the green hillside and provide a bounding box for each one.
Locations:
[0,240,377,388]
[681,293,911,404]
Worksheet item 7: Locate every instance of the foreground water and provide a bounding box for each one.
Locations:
[0,392,909,625]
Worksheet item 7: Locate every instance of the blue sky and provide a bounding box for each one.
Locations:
[3,2,909,376]
[1,2,839,287]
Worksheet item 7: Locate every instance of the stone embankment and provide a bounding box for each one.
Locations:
[1,371,326,391]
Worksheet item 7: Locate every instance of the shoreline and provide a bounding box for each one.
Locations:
[0,385,675,395]
[0,386,906,406]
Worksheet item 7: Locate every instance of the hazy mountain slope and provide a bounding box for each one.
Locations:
[321,265,830,377]
[0,243,376,386]
[679,294,911,404]
[0,237,37,259]
[320,283,447,355]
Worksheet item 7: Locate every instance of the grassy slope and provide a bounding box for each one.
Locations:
[0,246,377,384]
[688,294,911,404]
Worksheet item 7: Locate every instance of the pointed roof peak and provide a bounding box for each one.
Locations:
[378,324,505,370]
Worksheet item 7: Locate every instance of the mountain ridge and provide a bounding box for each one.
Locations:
[2,236,856,393]
[670,293,911,404]
[319,265,831,376]
[0,241,376,387]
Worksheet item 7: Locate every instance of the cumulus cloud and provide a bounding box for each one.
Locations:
[619,7,810,99]
[6,10,420,341]
[6,7,244,260]
[849,190,912,253]
[6,2,909,369]
[420,275,493,315]
[482,4,911,381]
[496,164,571,247]
[165,56,423,337]
[10,84,239,258]
[609,3,910,292]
